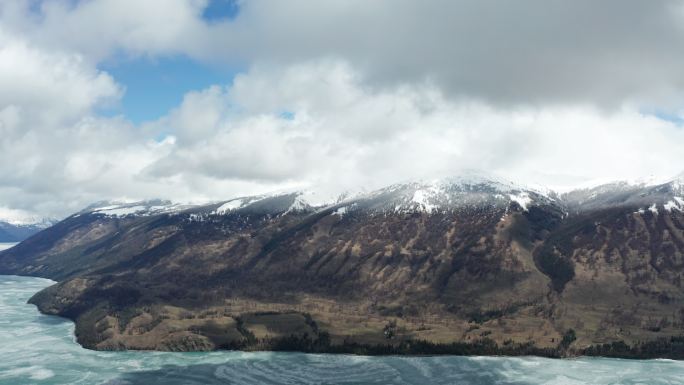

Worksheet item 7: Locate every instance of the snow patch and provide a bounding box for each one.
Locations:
[664,198,683,212]
[88,201,194,218]
[412,189,438,213]
[333,206,348,216]
[90,205,120,212]
[95,205,146,216]
[283,194,313,214]
[509,192,532,211]
[213,199,244,214]
[648,204,659,215]
[188,213,206,222]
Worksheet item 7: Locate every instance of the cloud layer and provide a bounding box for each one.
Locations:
[147,61,684,189]
[1,1,684,218]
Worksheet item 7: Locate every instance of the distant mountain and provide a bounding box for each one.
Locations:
[0,216,56,243]
[562,174,684,213]
[2,174,684,358]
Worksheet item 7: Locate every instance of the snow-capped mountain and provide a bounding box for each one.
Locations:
[338,174,560,215]
[5,170,684,355]
[70,171,684,222]
[562,174,684,214]
[6,171,684,243]
[0,215,57,242]
[202,174,559,218]
[210,193,316,216]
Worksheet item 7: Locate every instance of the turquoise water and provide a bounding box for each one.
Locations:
[1,274,684,384]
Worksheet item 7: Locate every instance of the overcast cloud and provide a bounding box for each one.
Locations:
[1,0,684,219]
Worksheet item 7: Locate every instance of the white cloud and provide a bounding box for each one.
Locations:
[146,61,684,195]
[203,0,684,109]
[1,1,684,220]
[0,29,151,215]
[0,29,120,127]
[6,0,684,108]
[0,0,211,60]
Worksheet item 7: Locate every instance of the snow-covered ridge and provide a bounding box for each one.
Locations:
[377,173,550,195]
[73,171,684,220]
[509,192,532,211]
[83,200,198,218]
[368,174,555,214]
[213,197,259,214]
[664,197,684,212]
[203,175,542,218]
[0,217,57,229]
[633,198,683,216]
[560,172,684,198]
[199,175,556,217]
[284,194,313,214]
[0,207,57,228]
[671,172,684,194]
[212,189,360,216]
[565,170,684,214]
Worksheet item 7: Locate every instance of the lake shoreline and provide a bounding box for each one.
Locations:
[3,274,684,385]
[15,272,682,361]
[2,262,680,361]
[21,296,684,362]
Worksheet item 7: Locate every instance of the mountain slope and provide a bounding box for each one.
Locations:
[2,176,684,357]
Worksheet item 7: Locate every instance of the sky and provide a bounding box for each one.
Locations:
[1,0,684,219]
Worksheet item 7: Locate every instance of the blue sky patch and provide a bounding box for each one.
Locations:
[279,111,296,120]
[202,0,240,22]
[642,109,684,126]
[100,55,241,124]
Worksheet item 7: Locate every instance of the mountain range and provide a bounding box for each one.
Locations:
[1,174,684,358]
[0,217,56,243]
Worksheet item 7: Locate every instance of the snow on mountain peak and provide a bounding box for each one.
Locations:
[212,196,268,214]
[284,194,313,214]
[359,174,555,215]
[411,188,439,213]
[84,200,196,218]
[670,171,684,193]
[68,170,684,221]
[664,197,684,213]
[213,199,245,214]
[0,207,57,228]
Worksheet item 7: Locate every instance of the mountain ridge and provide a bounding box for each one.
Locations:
[2,174,684,358]
[68,171,684,218]
[0,217,57,243]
